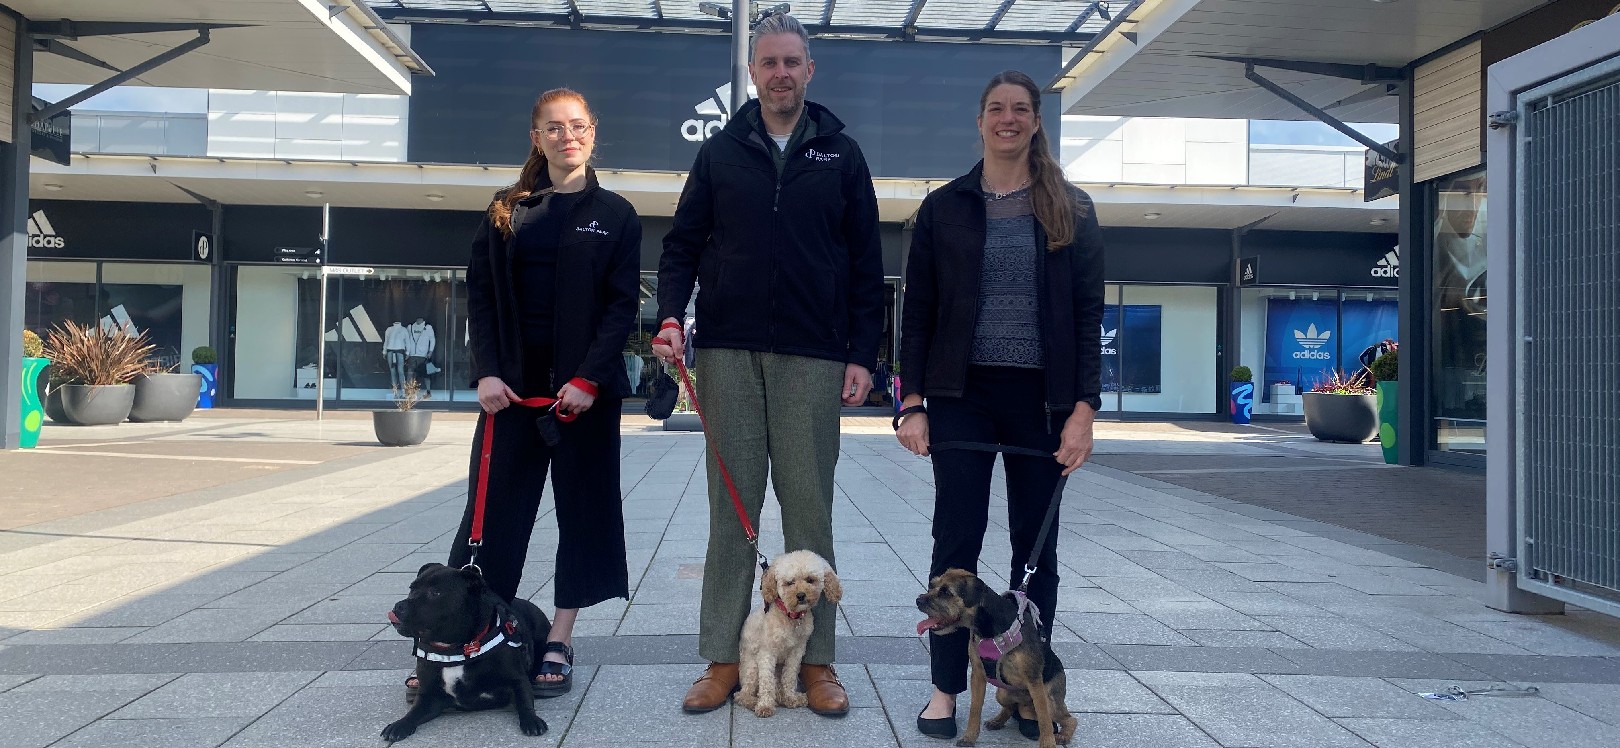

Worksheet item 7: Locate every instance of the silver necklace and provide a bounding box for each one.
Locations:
[981,175,1030,200]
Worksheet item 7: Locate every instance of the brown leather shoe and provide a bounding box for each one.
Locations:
[800,664,850,717]
[681,662,740,714]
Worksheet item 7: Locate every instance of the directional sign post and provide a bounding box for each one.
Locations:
[316,206,332,420]
[274,246,322,264]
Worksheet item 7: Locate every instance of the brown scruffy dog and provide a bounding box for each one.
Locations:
[916,568,1076,748]
[736,550,843,717]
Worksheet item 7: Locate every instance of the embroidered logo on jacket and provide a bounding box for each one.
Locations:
[575,220,609,236]
[805,148,840,162]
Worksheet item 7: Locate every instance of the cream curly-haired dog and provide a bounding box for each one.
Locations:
[736,550,842,717]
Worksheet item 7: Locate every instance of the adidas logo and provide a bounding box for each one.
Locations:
[325,304,384,344]
[681,82,757,142]
[27,210,65,249]
[1100,325,1118,356]
[1292,324,1332,360]
[1371,250,1400,278]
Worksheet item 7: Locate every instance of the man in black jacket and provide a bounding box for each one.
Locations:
[653,13,883,718]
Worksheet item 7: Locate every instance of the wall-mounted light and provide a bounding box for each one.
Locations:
[1143,212,1162,220]
[425,193,445,202]
[304,189,324,199]
[1312,292,1320,301]
[1370,217,1388,226]
[42,183,64,192]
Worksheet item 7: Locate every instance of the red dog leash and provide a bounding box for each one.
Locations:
[466,380,595,571]
[659,321,769,572]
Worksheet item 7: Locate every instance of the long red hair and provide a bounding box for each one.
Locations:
[489,88,594,237]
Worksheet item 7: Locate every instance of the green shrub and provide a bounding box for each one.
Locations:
[1230,365,1253,382]
[22,329,43,358]
[191,346,218,365]
[1370,349,1398,382]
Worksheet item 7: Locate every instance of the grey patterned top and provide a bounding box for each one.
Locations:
[972,188,1043,368]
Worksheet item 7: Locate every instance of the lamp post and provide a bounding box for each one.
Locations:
[699,2,792,115]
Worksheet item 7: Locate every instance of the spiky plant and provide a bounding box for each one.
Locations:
[392,379,427,411]
[42,320,157,386]
[1310,368,1374,395]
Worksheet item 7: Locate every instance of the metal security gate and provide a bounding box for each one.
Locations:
[1513,59,1620,615]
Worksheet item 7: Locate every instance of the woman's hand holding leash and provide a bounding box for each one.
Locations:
[651,317,684,364]
[895,395,929,457]
[556,381,596,416]
[1055,402,1096,476]
[477,376,522,414]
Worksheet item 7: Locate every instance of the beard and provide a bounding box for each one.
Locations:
[762,84,805,118]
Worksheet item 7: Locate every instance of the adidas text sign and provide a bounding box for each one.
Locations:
[1371,250,1400,278]
[27,211,65,249]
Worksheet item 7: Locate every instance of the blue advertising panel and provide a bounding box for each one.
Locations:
[1101,304,1162,394]
[1341,299,1399,372]
[1263,299,1338,394]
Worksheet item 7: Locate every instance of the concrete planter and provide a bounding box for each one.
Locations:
[44,384,71,424]
[1302,392,1378,443]
[60,384,136,426]
[130,373,203,422]
[374,409,432,446]
[662,413,704,432]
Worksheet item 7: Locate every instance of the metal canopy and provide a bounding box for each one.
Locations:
[1048,0,1549,122]
[367,0,1115,44]
[13,0,431,95]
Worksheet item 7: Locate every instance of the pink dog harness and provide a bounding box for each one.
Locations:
[976,591,1038,691]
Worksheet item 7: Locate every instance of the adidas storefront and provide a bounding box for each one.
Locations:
[22,201,216,373]
[1233,232,1400,417]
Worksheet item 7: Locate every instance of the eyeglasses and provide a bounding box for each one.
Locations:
[537,122,593,140]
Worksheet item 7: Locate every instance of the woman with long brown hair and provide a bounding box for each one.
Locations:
[897,70,1105,740]
[408,88,640,702]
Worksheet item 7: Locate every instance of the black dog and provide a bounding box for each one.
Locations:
[383,563,551,741]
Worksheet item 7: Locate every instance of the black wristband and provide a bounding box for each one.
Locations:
[893,404,927,431]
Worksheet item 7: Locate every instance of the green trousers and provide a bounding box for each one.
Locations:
[695,348,843,664]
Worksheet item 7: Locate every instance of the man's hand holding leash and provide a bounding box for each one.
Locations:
[651,317,685,365]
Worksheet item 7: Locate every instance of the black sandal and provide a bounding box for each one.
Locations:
[534,641,573,698]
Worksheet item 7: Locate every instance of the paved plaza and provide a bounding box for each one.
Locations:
[2,412,1618,747]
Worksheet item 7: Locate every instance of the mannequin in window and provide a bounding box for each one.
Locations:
[405,316,437,396]
[384,321,409,392]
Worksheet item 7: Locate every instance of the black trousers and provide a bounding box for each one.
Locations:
[927,366,1064,695]
[447,398,630,609]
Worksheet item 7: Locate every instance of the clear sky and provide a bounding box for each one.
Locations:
[33,83,206,113]
[1250,119,1398,147]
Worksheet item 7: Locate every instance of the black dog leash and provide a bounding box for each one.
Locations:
[929,441,1070,593]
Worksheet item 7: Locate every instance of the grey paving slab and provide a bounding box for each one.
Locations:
[1198,590,1338,618]
[1132,671,1266,687]
[0,641,361,675]
[113,670,322,719]
[1060,612,1199,646]
[1065,668,1177,714]
[0,689,150,748]
[1067,713,1222,748]
[564,664,732,747]
[1149,683,1375,748]
[843,605,926,638]
[2,625,146,644]
[1333,717,1532,748]
[1052,586,1140,614]
[9,673,181,693]
[223,683,566,748]
[278,595,399,625]
[1448,616,1620,657]
[1100,645,1299,675]
[51,716,256,748]
[1444,653,1620,684]
[1258,675,1460,719]
[121,606,292,644]
[1132,599,1271,631]
[1269,650,1494,680]
[0,673,38,691]
[1430,691,1620,748]
[1527,682,1620,727]
[249,623,389,642]
[730,706,899,748]
[1089,575,1208,603]
[1256,616,1421,652]
[1182,629,1311,648]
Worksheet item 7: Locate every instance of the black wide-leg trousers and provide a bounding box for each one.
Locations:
[926,365,1065,695]
[448,399,630,609]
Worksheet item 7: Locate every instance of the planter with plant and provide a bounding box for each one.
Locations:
[1229,365,1255,425]
[130,361,205,423]
[1369,347,1399,464]
[374,379,433,446]
[191,345,219,408]
[19,330,49,448]
[1302,369,1378,443]
[42,321,155,425]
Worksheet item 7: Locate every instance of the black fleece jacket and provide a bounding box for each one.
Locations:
[465,167,642,398]
[900,162,1106,421]
[657,99,885,370]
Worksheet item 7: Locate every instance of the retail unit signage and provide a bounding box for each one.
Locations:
[1364,140,1400,202]
[29,97,71,167]
[1239,257,1259,286]
[193,231,213,262]
[323,266,376,276]
[275,246,322,264]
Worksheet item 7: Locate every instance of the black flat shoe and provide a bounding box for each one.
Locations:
[1015,715,1059,741]
[917,705,957,740]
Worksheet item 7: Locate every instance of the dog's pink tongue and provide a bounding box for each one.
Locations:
[387,610,401,624]
[916,617,939,636]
